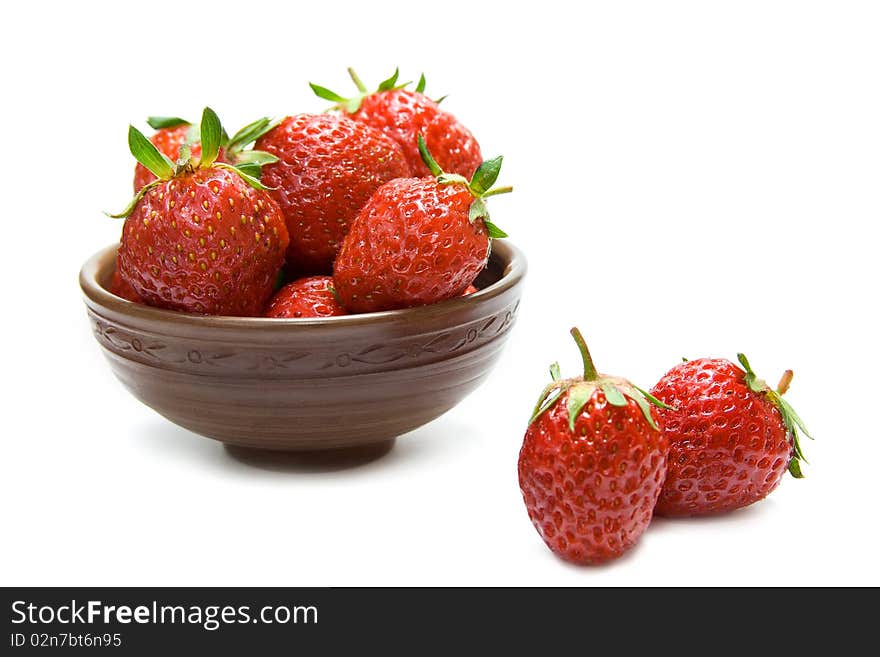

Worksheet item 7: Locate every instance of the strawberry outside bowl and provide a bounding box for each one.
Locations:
[79,241,526,453]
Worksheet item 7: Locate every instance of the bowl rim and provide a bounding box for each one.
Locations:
[80,240,527,328]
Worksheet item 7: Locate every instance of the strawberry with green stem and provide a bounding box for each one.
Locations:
[518,329,670,564]
[332,135,510,313]
[111,107,288,316]
[649,354,812,516]
[311,67,482,178]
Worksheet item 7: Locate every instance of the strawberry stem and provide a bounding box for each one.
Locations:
[482,186,513,198]
[417,134,444,177]
[777,370,794,395]
[570,327,598,381]
[347,67,368,93]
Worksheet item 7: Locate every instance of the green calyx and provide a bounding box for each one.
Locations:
[223,116,279,169]
[146,116,190,130]
[737,353,813,479]
[109,107,278,218]
[417,134,511,239]
[144,112,277,169]
[146,115,201,166]
[310,67,444,113]
[529,328,669,432]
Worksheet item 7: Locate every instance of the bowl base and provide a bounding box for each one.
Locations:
[222,439,396,471]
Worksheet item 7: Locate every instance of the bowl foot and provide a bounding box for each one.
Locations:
[222,439,396,472]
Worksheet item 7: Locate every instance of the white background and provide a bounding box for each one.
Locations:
[2,0,878,586]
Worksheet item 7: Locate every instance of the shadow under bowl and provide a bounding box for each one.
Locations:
[80,242,526,452]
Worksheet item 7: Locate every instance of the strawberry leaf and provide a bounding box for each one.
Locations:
[234,163,261,178]
[107,179,163,219]
[146,116,190,130]
[777,394,812,440]
[470,156,503,195]
[177,143,192,167]
[737,352,769,393]
[184,124,201,146]
[633,384,675,410]
[529,382,563,424]
[226,117,274,153]
[550,362,561,382]
[128,125,174,179]
[415,73,426,94]
[484,220,508,239]
[537,390,563,423]
[232,150,279,166]
[469,198,489,224]
[567,386,593,432]
[628,389,661,431]
[773,391,811,477]
[377,67,400,91]
[198,107,222,167]
[601,382,627,407]
[309,83,346,103]
[216,163,275,191]
[233,168,271,190]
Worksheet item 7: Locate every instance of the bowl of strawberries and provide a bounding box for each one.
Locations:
[80,71,525,453]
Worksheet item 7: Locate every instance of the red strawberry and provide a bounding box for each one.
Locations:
[264,276,348,318]
[112,108,289,316]
[649,355,811,516]
[132,115,276,191]
[109,258,142,303]
[311,68,482,178]
[518,329,669,564]
[255,113,410,273]
[333,136,510,313]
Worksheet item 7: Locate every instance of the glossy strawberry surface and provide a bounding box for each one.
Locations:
[118,167,288,316]
[351,89,482,178]
[333,177,489,313]
[264,276,347,318]
[109,259,142,302]
[519,387,668,564]
[256,114,410,273]
[650,358,792,516]
[133,125,203,192]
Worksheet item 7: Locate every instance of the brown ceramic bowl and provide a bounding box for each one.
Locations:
[80,242,526,452]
